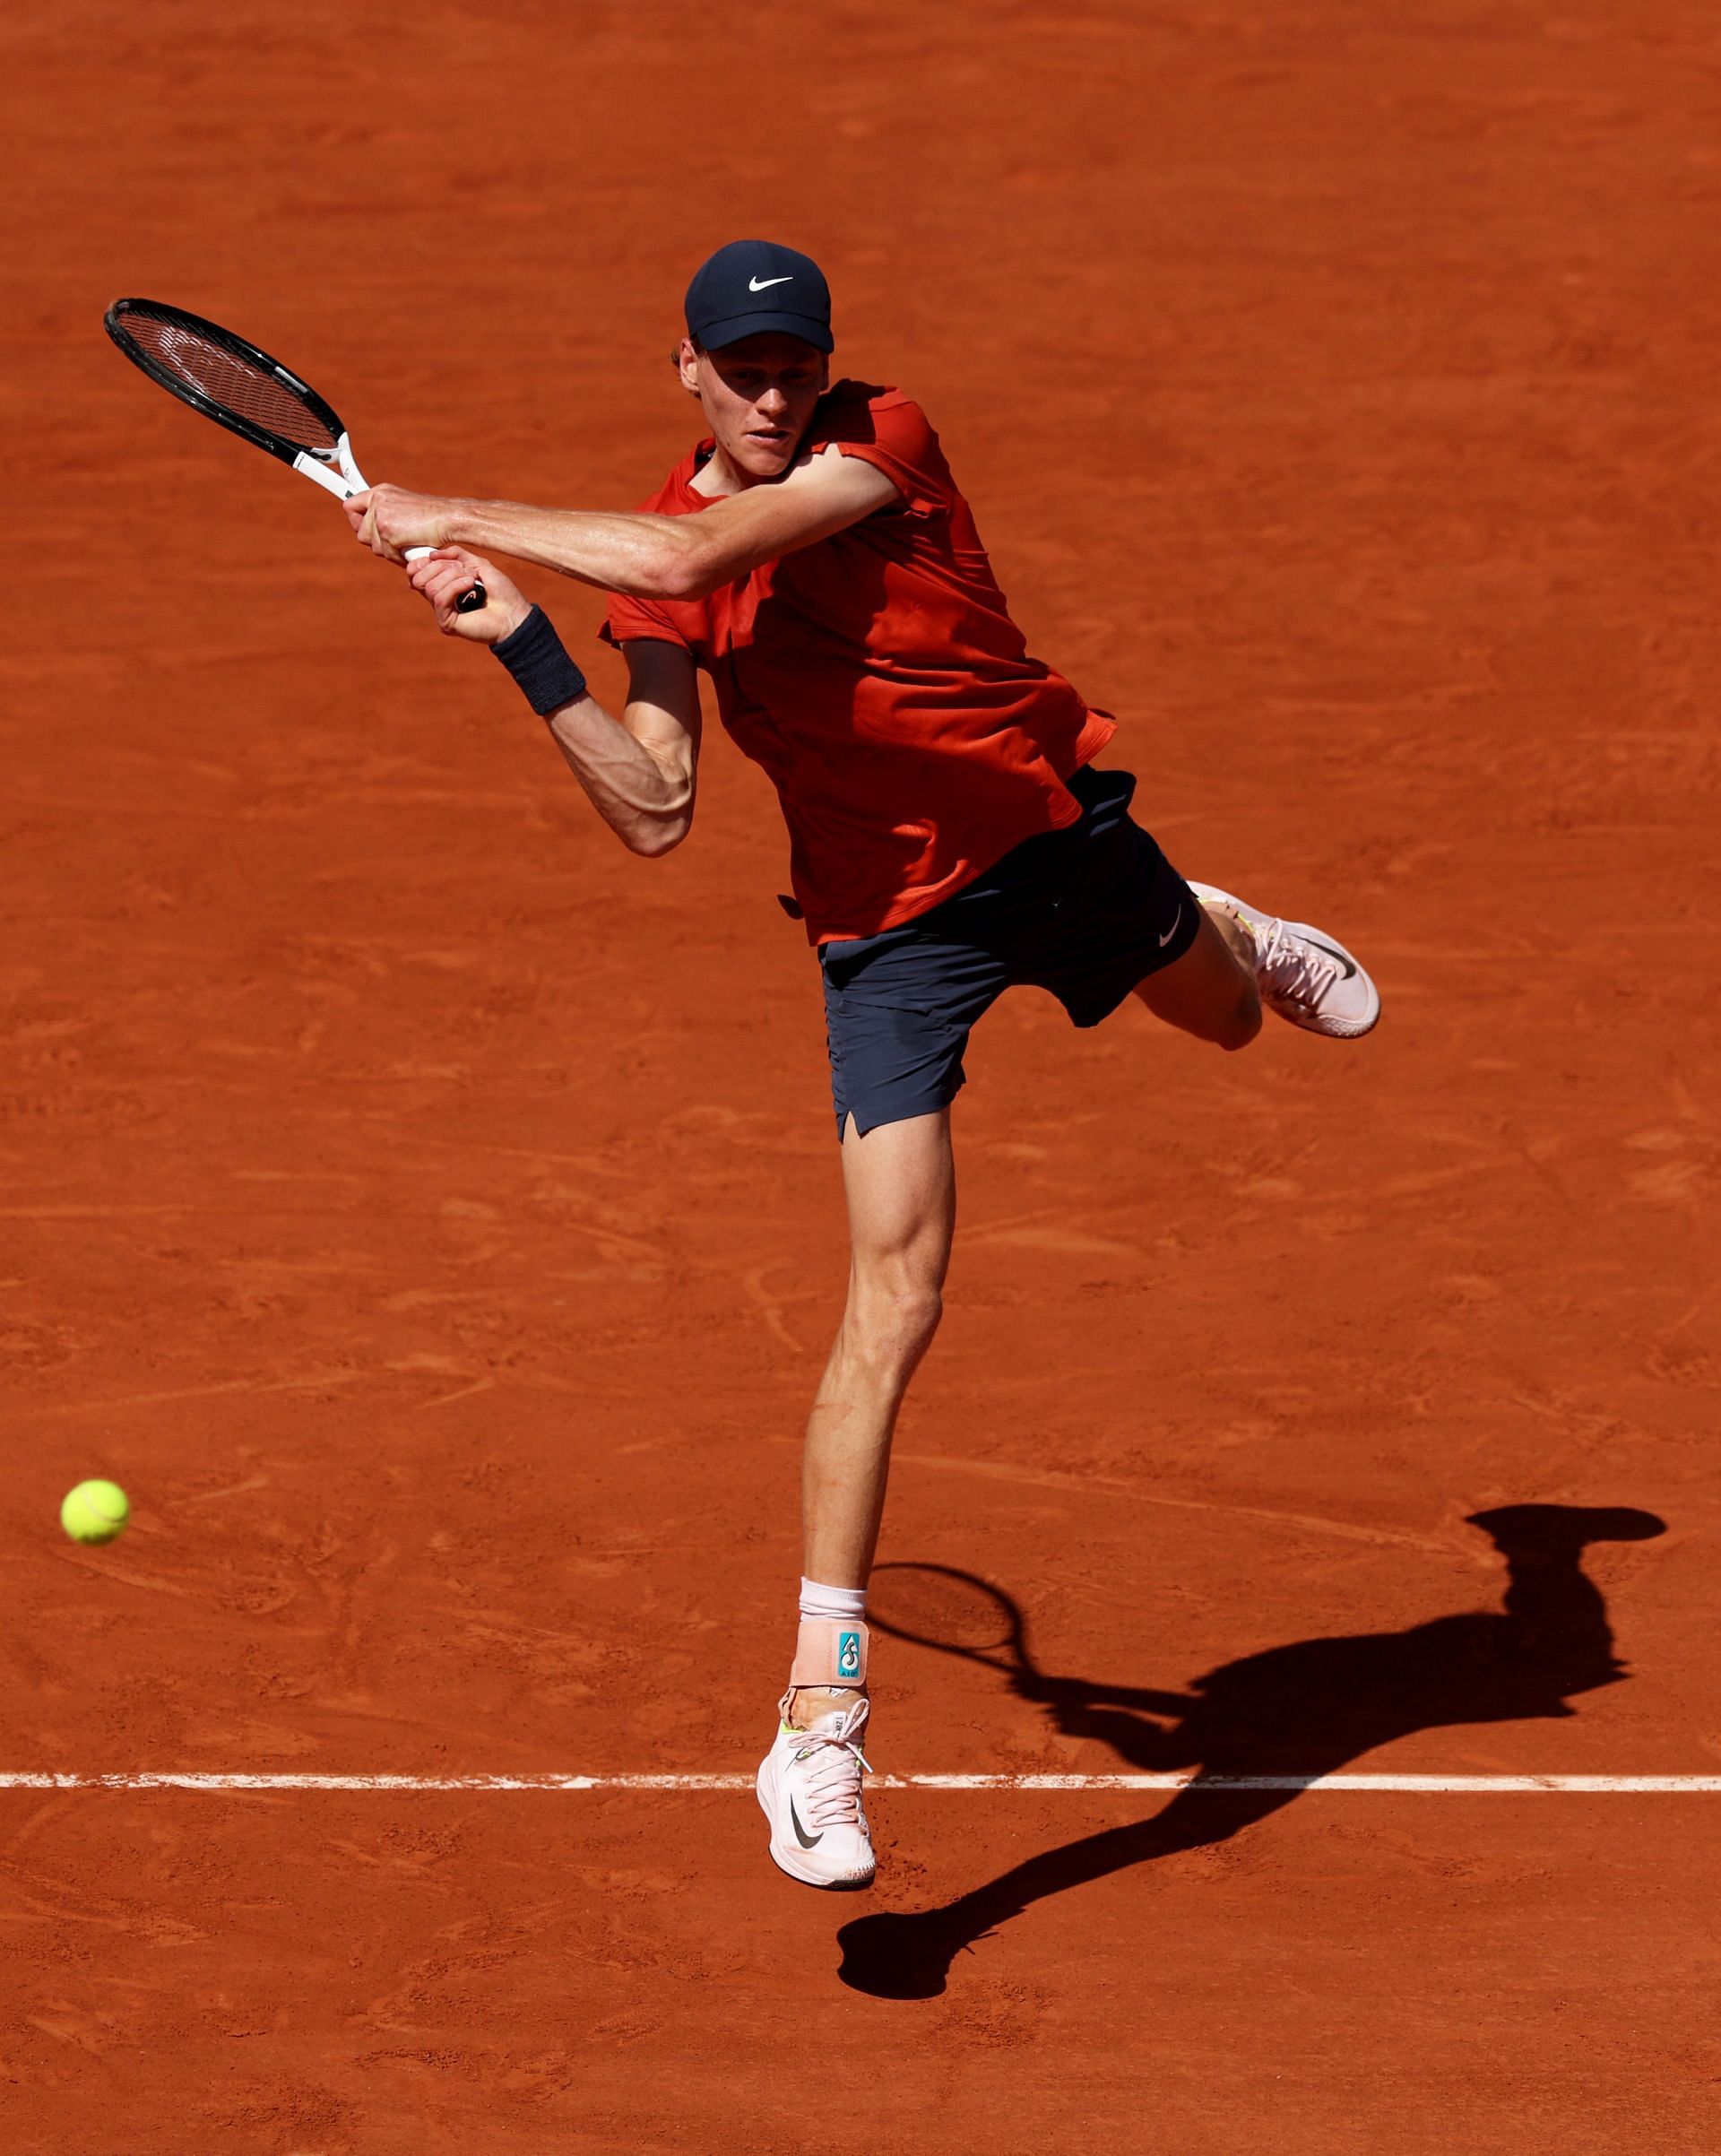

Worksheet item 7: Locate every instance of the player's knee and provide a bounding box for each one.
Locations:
[849,1276,944,1372]
[878,1284,943,1363]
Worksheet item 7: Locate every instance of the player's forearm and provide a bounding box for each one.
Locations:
[446,501,706,602]
[541,691,693,856]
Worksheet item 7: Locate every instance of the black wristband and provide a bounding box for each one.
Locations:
[491,605,588,717]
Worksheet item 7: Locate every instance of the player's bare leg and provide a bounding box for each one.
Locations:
[757,1110,954,1888]
[1140,889,1381,1042]
[1134,904,1262,1047]
[793,1108,954,1724]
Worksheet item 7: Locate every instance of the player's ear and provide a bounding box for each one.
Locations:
[675,336,703,394]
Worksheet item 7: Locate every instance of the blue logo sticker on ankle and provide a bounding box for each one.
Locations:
[837,1629,862,1680]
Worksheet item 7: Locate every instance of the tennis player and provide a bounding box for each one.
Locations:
[346,239,1381,1892]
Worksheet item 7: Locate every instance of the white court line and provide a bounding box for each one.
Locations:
[2,1772,1719,1794]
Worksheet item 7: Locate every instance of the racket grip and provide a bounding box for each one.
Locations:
[402,545,487,614]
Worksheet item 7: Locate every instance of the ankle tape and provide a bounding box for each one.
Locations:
[789,1617,869,1690]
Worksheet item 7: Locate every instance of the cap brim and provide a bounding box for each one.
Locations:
[696,310,834,355]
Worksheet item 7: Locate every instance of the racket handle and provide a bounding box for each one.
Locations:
[402,545,487,614]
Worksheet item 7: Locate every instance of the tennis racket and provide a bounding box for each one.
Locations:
[103,297,484,612]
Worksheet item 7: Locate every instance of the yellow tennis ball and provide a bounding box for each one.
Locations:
[61,1479,130,1546]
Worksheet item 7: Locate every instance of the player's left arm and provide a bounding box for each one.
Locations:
[405,549,701,856]
[346,446,900,602]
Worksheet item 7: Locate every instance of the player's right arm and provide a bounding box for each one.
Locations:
[409,548,700,857]
[353,444,900,599]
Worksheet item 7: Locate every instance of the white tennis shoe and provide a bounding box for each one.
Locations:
[757,1695,876,1890]
[1189,882,1381,1039]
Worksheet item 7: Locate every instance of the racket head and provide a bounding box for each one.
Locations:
[867,1563,1030,1676]
[104,298,348,472]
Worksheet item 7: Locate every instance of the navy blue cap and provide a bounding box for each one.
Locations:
[684,240,833,354]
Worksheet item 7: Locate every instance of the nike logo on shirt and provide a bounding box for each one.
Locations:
[748,275,794,291]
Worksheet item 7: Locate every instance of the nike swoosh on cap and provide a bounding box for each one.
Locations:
[789,1797,823,1849]
[748,274,794,291]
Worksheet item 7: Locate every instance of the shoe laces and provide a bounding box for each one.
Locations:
[1253,916,1339,1011]
[789,1698,872,1830]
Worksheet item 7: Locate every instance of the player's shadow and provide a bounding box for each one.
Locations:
[836,1503,1665,1999]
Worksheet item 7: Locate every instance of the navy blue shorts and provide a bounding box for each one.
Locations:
[820,766,1198,1138]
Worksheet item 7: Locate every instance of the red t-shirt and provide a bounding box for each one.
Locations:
[601,382,1116,943]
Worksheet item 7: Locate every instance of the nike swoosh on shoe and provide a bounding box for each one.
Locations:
[1302,934,1356,978]
[790,1798,823,1849]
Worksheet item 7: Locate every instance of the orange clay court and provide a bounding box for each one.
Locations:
[4,3,1720,2151]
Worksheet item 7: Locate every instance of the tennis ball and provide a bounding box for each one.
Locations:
[61,1479,130,1546]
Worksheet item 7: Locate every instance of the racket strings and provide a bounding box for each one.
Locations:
[123,315,340,455]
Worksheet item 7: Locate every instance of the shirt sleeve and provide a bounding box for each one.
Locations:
[599,591,693,652]
[821,392,954,519]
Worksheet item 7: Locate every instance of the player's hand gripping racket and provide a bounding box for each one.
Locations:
[103,298,485,612]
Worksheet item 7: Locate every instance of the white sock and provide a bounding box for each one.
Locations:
[799,1576,867,1624]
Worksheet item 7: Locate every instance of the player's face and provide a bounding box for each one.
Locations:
[679,333,829,481]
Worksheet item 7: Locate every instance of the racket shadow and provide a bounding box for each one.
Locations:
[838,1504,1665,2000]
